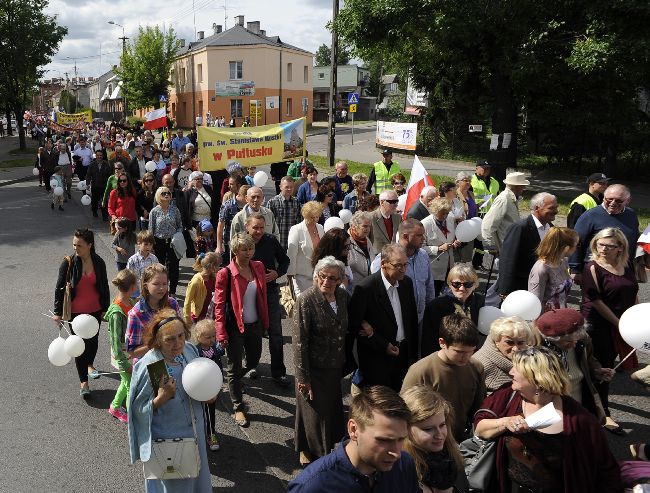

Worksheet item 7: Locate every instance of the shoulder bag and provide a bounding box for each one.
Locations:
[143,385,201,479]
[459,391,516,491]
[280,279,296,318]
[62,256,73,321]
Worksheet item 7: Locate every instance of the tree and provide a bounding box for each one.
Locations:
[0,0,66,149]
[314,43,351,67]
[115,26,180,110]
[59,90,77,114]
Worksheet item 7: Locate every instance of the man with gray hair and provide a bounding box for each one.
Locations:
[230,186,279,241]
[406,185,437,221]
[493,192,558,298]
[569,184,639,283]
[369,189,402,253]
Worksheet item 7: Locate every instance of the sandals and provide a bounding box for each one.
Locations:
[604,417,626,436]
[630,443,648,461]
[233,410,249,427]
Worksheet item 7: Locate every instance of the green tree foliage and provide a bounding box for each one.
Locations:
[314,43,352,67]
[58,90,78,114]
[337,0,650,178]
[0,0,66,149]
[116,26,180,110]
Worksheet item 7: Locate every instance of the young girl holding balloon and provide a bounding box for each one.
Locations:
[192,319,225,451]
[104,269,137,423]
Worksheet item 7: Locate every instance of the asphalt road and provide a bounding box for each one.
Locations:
[0,174,648,492]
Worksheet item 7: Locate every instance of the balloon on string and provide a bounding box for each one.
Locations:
[145,161,157,172]
[455,220,480,242]
[182,357,224,401]
[253,171,268,187]
[501,290,542,321]
[77,180,86,191]
[324,216,344,232]
[32,167,40,176]
[477,306,505,335]
[53,186,64,197]
[50,178,59,188]
[338,209,353,224]
[81,194,92,206]
[619,303,650,354]
[71,314,99,339]
[469,216,483,229]
[48,336,71,366]
[64,335,86,357]
[397,194,407,212]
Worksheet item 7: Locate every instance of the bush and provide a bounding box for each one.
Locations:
[127,116,146,126]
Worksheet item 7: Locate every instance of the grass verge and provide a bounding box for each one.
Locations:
[0,158,34,169]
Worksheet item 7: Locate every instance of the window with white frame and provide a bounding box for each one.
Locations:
[286,98,293,116]
[230,99,243,117]
[229,61,243,80]
[287,63,293,82]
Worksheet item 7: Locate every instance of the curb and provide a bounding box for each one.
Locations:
[0,175,34,188]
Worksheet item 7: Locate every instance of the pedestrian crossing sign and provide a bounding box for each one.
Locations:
[349,104,357,113]
[347,92,359,104]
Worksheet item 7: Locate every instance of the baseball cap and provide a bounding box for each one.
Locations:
[381,148,392,155]
[587,173,610,184]
[476,159,491,168]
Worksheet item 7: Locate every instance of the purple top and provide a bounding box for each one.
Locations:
[581,261,638,324]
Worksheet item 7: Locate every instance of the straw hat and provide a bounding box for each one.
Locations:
[503,172,530,186]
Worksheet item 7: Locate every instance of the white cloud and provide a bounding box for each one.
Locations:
[43,0,334,79]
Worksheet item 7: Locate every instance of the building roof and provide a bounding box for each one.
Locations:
[381,74,398,84]
[177,24,312,57]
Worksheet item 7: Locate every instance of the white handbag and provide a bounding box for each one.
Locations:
[143,399,200,480]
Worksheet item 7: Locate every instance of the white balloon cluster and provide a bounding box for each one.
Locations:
[53,186,64,197]
[324,216,344,232]
[77,180,87,191]
[47,314,99,367]
[182,357,224,401]
[455,217,483,242]
[500,290,542,321]
[81,194,92,206]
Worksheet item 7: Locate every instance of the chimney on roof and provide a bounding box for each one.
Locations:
[247,21,260,34]
[235,15,245,26]
[259,29,266,36]
[197,31,204,40]
[213,23,222,34]
[180,39,185,47]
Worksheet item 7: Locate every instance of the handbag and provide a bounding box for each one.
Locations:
[62,256,73,321]
[280,281,296,318]
[459,391,516,491]
[143,390,201,480]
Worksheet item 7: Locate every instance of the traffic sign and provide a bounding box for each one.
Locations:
[469,124,483,133]
[159,95,167,102]
[347,92,359,104]
[349,104,357,113]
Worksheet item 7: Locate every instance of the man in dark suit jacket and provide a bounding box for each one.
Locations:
[496,192,558,296]
[406,185,436,221]
[369,190,402,253]
[350,244,419,391]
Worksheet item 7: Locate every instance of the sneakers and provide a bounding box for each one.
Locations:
[273,375,290,388]
[207,434,220,451]
[108,405,128,423]
[247,368,258,379]
[234,410,249,427]
[79,386,91,398]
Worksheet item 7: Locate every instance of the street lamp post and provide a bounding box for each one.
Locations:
[108,21,129,121]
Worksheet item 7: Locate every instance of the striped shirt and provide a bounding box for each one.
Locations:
[126,251,159,288]
[126,297,181,351]
[266,194,301,249]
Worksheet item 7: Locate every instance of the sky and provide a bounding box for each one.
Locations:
[43,0,334,81]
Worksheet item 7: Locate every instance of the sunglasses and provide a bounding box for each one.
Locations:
[118,179,128,183]
[384,199,399,205]
[393,181,405,185]
[450,281,475,289]
[161,192,171,197]
[326,193,334,197]
[144,179,154,183]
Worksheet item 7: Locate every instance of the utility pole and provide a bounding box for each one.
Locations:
[74,60,78,112]
[327,0,339,168]
[108,21,129,121]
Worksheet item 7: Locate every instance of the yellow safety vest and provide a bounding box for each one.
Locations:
[470,174,500,211]
[373,161,401,194]
[570,193,597,211]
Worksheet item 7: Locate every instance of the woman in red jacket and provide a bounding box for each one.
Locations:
[108,172,137,230]
[214,232,269,428]
[473,346,621,493]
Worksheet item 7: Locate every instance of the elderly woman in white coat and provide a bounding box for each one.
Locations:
[287,201,325,296]
[421,197,461,295]
[346,211,377,288]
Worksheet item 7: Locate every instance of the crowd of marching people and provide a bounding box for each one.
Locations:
[45,121,650,492]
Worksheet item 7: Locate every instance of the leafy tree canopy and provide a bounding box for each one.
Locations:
[315,43,352,67]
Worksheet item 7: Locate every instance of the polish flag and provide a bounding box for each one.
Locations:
[402,155,435,218]
[144,108,167,130]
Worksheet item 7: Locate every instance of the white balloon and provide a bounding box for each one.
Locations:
[145,161,157,172]
[33,167,40,176]
[253,170,268,187]
[619,303,650,354]
[455,220,480,242]
[50,178,59,188]
[469,217,483,228]
[77,180,86,191]
[501,290,542,321]
[182,357,224,401]
[64,335,86,357]
[53,186,64,197]
[338,209,353,224]
[48,337,71,366]
[71,314,99,339]
[477,306,505,335]
[324,216,344,232]
[397,194,407,212]
[81,194,92,206]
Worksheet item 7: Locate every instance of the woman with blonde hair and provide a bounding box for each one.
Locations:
[528,226,579,311]
[581,227,638,434]
[402,385,468,493]
[149,186,183,295]
[422,197,460,295]
[473,316,536,393]
[287,201,325,296]
[474,346,621,492]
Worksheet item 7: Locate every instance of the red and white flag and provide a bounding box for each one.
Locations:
[144,107,167,130]
[403,155,435,218]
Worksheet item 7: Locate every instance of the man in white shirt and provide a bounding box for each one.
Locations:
[73,136,93,181]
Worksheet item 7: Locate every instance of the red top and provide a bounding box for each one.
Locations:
[71,271,102,314]
[382,215,394,242]
[108,189,137,221]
